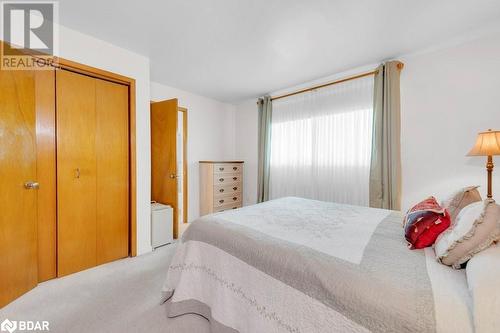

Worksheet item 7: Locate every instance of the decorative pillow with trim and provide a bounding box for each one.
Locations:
[435,199,500,269]
[403,196,451,250]
[441,185,482,223]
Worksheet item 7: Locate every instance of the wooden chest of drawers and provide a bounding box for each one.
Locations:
[199,161,244,216]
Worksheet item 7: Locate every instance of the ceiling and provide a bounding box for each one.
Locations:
[58,0,500,103]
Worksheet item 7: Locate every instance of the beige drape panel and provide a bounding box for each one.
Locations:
[369,61,402,210]
[257,96,272,203]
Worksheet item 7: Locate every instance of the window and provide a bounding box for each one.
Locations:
[269,75,374,206]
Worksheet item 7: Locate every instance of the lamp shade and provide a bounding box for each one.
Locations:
[467,130,500,156]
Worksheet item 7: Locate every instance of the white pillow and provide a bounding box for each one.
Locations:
[434,200,500,268]
[466,243,500,333]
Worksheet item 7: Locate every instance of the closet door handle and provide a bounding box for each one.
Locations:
[75,168,80,179]
[24,181,40,190]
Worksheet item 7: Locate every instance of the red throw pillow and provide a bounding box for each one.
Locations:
[403,197,451,250]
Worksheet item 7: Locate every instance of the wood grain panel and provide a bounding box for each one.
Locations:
[96,79,129,265]
[151,99,179,238]
[179,108,188,224]
[2,39,137,256]
[0,68,38,307]
[56,69,97,277]
[129,83,137,256]
[199,163,214,216]
[53,57,137,257]
[35,68,57,282]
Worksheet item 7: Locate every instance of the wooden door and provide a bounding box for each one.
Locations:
[178,108,188,225]
[0,69,38,307]
[36,69,57,282]
[56,69,97,277]
[151,99,179,238]
[96,79,129,265]
[57,70,130,275]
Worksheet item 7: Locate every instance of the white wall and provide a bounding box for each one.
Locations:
[234,31,500,211]
[400,31,500,211]
[58,26,152,255]
[234,99,259,205]
[150,82,236,221]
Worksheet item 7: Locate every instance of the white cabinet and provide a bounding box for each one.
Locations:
[151,203,173,249]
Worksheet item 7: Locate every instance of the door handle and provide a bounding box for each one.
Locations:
[75,168,80,179]
[169,173,179,179]
[24,181,40,190]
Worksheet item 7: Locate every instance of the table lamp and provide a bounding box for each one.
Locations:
[467,129,500,199]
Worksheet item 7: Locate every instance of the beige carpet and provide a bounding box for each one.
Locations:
[0,243,210,333]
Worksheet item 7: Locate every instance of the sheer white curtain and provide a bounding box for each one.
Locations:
[269,76,374,206]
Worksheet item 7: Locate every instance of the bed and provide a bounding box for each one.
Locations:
[162,197,476,333]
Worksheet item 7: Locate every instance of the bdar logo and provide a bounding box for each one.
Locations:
[0,319,49,332]
[0,319,17,333]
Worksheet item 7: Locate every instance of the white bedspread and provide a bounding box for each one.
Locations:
[216,197,391,263]
[163,197,474,333]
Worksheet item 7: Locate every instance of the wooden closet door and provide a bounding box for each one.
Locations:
[0,69,38,307]
[36,69,57,282]
[56,69,97,277]
[96,79,129,264]
[151,99,179,238]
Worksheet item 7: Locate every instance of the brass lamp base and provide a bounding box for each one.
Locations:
[486,155,493,199]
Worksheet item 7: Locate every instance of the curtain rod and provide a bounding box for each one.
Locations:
[258,62,404,104]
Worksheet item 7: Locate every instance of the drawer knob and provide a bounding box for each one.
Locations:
[233,177,237,180]
[219,189,224,193]
[233,167,237,170]
[219,199,224,203]
[233,197,237,201]
[233,187,237,191]
[219,167,224,171]
[219,178,224,182]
